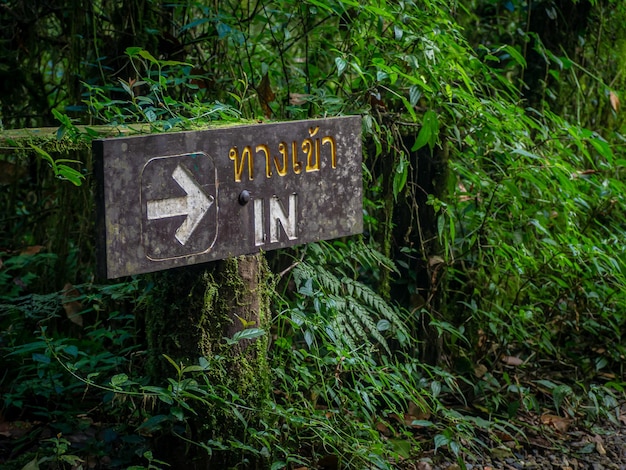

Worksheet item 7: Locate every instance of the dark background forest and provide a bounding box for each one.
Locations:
[1,0,626,469]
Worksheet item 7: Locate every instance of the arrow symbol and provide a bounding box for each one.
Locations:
[146,164,214,245]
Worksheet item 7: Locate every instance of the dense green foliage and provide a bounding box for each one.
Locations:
[1,0,626,468]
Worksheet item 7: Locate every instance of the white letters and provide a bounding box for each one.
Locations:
[254,193,298,246]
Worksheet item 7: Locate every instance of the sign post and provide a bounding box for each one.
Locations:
[94,116,362,278]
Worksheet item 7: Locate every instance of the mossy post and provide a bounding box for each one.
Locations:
[143,253,272,468]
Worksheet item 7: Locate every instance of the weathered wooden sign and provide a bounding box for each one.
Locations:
[94,116,363,278]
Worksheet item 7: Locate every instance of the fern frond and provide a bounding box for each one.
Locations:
[292,254,410,353]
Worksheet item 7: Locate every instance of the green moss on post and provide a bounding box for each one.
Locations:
[143,253,272,468]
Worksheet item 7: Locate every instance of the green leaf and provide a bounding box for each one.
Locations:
[32,353,50,364]
[29,144,55,169]
[170,407,185,421]
[409,85,421,106]
[589,137,614,163]
[335,57,347,77]
[437,214,445,241]
[136,414,170,432]
[229,328,266,344]
[162,354,182,375]
[125,47,144,57]
[20,456,40,470]
[304,329,314,348]
[412,110,438,151]
[376,319,391,331]
[55,164,84,186]
[392,154,408,201]
[504,45,527,68]
[144,109,157,122]
[110,373,129,387]
[389,438,411,459]
[138,49,158,64]
[410,420,434,427]
[433,433,449,451]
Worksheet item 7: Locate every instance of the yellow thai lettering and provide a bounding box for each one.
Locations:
[231,128,336,181]
[291,141,302,174]
[256,144,272,178]
[305,126,320,172]
[229,146,254,182]
[302,139,316,172]
[275,142,288,176]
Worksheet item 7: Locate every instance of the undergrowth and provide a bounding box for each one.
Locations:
[2,0,626,469]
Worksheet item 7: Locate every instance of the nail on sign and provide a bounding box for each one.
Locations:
[94,116,363,278]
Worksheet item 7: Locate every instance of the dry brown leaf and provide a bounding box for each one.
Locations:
[21,245,44,256]
[257,72,275,119]
[0,420,33,438]
[540,413,571,433]
[376,421,392,436]
[493,429,516,442]
[404,399,431,427]
[428,255,445,267]
[591,434,607,455]
[474,363,488,378]
[289,93,310,105]
[501,355,524,366]
[62,283,84,327]
[610,90,620,112]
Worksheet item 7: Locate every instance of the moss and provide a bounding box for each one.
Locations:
[143,254,273,467]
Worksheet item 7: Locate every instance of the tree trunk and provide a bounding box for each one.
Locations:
[143,254,272,468]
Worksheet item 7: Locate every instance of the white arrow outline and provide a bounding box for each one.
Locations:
[146,164,214,245]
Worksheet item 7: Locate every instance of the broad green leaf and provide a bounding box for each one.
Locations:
[335,57,347,77]
[230,328,265,343]
[589,137,614,163]
[304,329,314,348]
[162,354,182,375]
[504,45,527,68]
[376,319,391,331]
[389,438,411,458]
[411,420,434,427]
[32,353,50,364]
[161,59,193,67]
[180,17,211,32]
[144,109,157,122]
[20,457,40,470]
[136,414,169,432]
[412,110,439,151]
[29,144,55,168]
[433,433,449,451]
[125,46,143,57]
[392,154,408,201]
[56,164,84,186]
[437,214,445,241]
[408,87,421,108]
[138,49,158,64]
[110,373,129,387]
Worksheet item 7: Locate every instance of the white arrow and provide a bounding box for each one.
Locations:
[146,164,214,245]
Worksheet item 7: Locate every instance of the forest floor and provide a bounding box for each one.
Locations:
[412,402,626,470]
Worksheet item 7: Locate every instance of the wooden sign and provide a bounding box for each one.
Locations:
[94,116,363,278]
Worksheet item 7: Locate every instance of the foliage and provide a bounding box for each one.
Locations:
[2,0,626,468]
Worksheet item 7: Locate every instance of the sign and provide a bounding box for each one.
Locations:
[94,116,363,278]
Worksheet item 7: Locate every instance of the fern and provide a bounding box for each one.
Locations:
[292,240,409,354]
